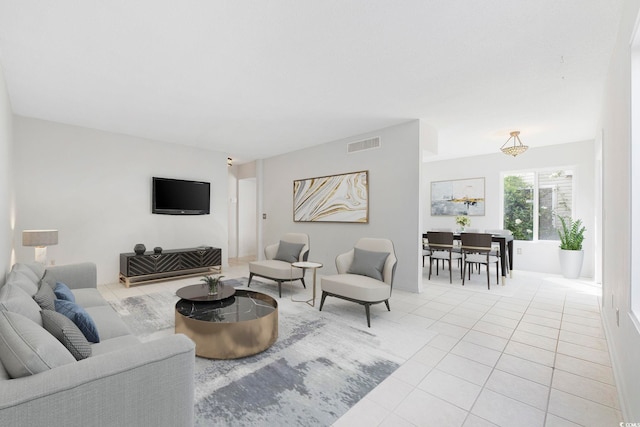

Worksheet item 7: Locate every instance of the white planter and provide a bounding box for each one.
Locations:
[559,249,584,279]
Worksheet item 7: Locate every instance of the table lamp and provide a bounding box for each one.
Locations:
[22,230,58,265]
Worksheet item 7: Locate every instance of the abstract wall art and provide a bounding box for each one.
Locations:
[293,170,369,223]
[431,177,485,216]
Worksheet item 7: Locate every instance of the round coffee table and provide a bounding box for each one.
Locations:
[174,285,278,359]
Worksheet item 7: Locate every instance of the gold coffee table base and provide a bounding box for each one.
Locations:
[175,290,278,359]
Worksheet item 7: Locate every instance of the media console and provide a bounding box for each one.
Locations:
[119,246,222,287]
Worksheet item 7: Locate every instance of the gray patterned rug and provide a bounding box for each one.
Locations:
[109,278,405,426]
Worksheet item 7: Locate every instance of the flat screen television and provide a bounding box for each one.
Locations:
[152,177,210,215]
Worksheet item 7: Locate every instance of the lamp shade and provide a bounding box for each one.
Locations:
[22,230,58,247]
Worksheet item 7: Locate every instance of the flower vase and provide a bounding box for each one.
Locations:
[208,285,218,296]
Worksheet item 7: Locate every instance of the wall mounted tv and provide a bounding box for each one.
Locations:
[152,177,210,215]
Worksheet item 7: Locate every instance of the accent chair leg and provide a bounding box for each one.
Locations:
[300,278,306,289]
[247,273,254,287]
[365,304,371,328]
[384,300,390,311]
[319,291,328,311]
[277,281,282,298]
[428,258,432,280]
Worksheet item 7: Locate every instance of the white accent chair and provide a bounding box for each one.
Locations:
[319,238,397,327]
[248,233,310,297]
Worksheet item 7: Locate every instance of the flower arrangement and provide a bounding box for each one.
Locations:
[201,275,225,296]
[455,215,471,228]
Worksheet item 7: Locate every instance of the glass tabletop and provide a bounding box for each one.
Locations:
[175,290,276,323]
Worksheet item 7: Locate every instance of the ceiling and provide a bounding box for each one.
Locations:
[0,1,623,163]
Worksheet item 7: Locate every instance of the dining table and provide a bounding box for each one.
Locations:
[423,232,514,285]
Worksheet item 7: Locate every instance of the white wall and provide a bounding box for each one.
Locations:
[13,117,229,284]
[0,65,12,283]
[600,0,640,419]
[262,120,422,292]
[423,140,596,277]
[238,178,257,257]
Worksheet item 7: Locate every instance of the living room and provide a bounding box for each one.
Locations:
[0,1,639,425]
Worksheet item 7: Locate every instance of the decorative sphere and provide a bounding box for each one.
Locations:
[134,244,146,255]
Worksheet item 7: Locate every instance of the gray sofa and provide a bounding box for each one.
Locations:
[0,262,195,427]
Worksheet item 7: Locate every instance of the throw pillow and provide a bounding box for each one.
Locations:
[54,299,100,343]
[4,270,39,296]
[53,282,75,302]
[274,240,305,263]
[41,270,58,290]
[33,279,56,311]
[0,311,75,378]
[41,310,92,360]
[347,247,390,281]
[0,284,43,326]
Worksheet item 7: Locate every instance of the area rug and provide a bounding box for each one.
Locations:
[108,278,405,426]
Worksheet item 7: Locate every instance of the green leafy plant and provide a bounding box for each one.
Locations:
[455,215,471,227]
[558,216,586,250]
[200,275,225,294]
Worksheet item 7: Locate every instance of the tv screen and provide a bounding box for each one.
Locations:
[152,177,210,215]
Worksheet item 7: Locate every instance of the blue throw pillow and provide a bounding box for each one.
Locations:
[54,299,100,343]
[54,282,75,303]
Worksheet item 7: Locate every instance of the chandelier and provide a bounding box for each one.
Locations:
[500,131,528,157]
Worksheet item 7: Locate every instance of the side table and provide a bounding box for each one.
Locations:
[291,261,323,307]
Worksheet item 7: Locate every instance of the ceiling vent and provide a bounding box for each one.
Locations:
[347,137,381,153]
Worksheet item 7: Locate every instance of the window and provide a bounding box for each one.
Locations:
[502,169,574,241]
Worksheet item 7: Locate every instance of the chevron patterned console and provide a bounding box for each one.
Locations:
[119,246,222,287]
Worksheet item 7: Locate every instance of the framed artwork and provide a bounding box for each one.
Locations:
[293,170,369,223]
[431,177,485,216]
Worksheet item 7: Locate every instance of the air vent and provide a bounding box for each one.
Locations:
[347,137,381,153]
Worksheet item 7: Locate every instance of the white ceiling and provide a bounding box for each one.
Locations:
[0,1,623,163]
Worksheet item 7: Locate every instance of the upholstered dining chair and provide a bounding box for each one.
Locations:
[319,238,397,327]
[425,231,462,283]
[460,233,499,289]
[248,233,309,297]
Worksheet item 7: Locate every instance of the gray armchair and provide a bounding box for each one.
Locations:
[247,233,310,297]
[319,238,397,327]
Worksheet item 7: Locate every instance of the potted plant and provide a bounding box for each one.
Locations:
[201,275,225,296]
[558,216,586,279]
[455,215,471,232]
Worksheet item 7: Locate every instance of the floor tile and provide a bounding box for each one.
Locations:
[462,330,508,352]
[556,341,611,366]
[450,306,486,320]
[495,353,553,386]
[553,353,615,385]
[418,369,482,410]
[551,370,620,409]
[481,313,520,329]
[486,306,523,320]
[503,341,556,367]
[462,414,499,427]
[425,300,457,313]
[378,412,415,427]
[451,340,501,367]
[333,396,390,427]
[440,312,479,328]
[394,388,468,427]
[391,359,434,387]
[558,329,607,351]
[413,305,448,321]
[410,345,448,367]
[526,307,563,320]
[436,353,493,386]
[516,321,559,340]
[428,333,460,352]
[521,314,561,329]
[543,413,582,427]
[559,321,605,339]
[427,321,469,339]
[511,330,558,351]
[471,388,546,427]
[485,369,550,410]
[472,320,515,339]
[561,313,603,329]
[563,307,601,320]
[547,389,622,427]
[367,376,416,411]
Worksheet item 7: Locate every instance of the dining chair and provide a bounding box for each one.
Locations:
[484,229,512,274]
[460,233,499,289]
[425,232,462,283]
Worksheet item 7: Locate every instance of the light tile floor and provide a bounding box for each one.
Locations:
[99,259,622,427]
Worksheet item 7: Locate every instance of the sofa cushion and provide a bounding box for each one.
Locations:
[41,309,92,360]
[41,270,58,289]
[0,284,43,326]
[33,280,56,311]
[274,240,305,263]
[321,273,391,302]
[91,335,141,356]
[72,288,110,308]
[84,306,133,340]
[22,262,46,281]
[0,311,75,378]
[54,299,100,343]
[4,270,39,296]
[54,282,75,302]
[12,263,42,285]
[347,247,389,281]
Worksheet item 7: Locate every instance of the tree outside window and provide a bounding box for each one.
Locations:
[503,170,573,241]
